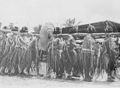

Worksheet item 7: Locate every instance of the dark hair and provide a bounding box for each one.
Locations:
[20,26,28,33]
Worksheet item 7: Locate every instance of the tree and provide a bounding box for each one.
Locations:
[86,24,96,33]
[63,18,76,27]
[63,18,81,33]
[104,21,113,33]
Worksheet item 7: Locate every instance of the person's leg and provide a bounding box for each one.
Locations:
[36,50,43,76]
[0,66,5,75]
[59,60,64,78]
[84,53,92,81]
[107,61,115,81]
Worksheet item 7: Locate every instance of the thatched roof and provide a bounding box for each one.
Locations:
[77,20,120,33]
[54,20,120,34]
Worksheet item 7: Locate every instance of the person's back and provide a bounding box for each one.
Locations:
[81,34,96,81]
[39,23,54,51]
[82,34,95,50]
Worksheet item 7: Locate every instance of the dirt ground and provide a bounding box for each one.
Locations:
[0,75,120,88]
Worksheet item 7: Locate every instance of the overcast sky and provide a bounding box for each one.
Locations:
[0,0,120,28]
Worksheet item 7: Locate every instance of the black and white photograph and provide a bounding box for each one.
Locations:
[0,0,120,88]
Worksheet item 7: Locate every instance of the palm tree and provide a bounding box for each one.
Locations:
[63,18,76,27]
[86,24,96,33]
[104,21,113,33]
[63,18,81,33]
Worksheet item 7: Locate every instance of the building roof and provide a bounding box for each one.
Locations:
[54,20,120,34]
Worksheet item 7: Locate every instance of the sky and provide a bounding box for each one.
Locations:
[0,0,120,28]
